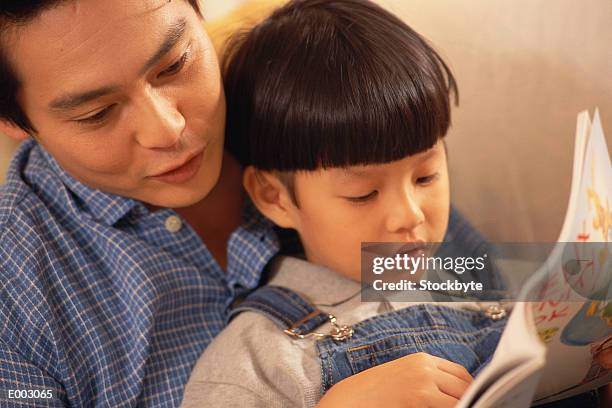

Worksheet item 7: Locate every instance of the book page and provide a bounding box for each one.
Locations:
[527,110,612,401]
[458,110,612,407]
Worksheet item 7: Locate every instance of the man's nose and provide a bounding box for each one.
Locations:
[385,190,425,234]
[135,88,185,149]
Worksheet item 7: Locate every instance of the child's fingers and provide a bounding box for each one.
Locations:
[427,390,460,408]
[435,369,472,400]
[595,346,612,369]
[433,356,473,384]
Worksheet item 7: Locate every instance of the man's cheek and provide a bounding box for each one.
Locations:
[64,151,134,179]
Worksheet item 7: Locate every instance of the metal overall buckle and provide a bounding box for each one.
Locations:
[284,314,354,341]
[479,302,508,321]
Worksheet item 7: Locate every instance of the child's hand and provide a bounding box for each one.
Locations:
[594,340,612,408]
[594,339,612,369]
[315,352,473,408]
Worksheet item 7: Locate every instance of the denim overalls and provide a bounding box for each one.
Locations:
[230,285,507,392]
[229,208,507,391]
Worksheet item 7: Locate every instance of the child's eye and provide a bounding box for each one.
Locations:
[74,104,116,126]
[416,173,439,185]
[345,190,378,203]
[158,48,190,78]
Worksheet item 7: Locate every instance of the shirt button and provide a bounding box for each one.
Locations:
[165,215,183,233]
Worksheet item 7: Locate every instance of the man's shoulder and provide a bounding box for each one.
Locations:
[0,193,61,380]
[0,203,50,281]
[0,184,48,237]
[0,142,73,331]
[0,142,61,269]
[0,163,57,313]
[0,142,36,226]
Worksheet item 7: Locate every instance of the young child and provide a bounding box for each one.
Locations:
[182,0,507,406]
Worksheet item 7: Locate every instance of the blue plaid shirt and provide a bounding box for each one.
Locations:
[0,140,280,407]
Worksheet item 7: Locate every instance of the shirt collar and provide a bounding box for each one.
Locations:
[36,142,139,226]
[226,199,281,291]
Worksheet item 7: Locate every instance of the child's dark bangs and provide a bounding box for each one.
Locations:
[280,16,455,170]
[297,40,455,170]
[223,0,457,171]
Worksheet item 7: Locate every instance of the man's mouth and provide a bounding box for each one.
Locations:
[148,146,206,184]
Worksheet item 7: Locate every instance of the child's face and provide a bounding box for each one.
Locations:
[287,140,450,281]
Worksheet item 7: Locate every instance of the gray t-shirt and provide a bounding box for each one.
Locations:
[181,256,480,407]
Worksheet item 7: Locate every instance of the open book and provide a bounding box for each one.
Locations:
[457,110,612,408]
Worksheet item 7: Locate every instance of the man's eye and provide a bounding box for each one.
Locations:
[158,50,189,78]
[345,190,378,203]
[74,105,116,125]
[416,173,439,185]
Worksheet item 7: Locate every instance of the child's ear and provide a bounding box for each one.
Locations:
[0,120,31,141]
[243,166,298,229]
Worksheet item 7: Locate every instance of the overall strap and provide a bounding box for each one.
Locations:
[229,285,331,337]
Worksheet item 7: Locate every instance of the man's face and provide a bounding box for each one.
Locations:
[286,141,450,281]
[7,0,225,207]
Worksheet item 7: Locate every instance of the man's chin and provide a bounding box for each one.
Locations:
[140,164,222,209]
[141,187,213,209]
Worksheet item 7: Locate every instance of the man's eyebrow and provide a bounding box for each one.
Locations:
[49,86,119,111]
[48,18,188,112]
[140,17,187,75]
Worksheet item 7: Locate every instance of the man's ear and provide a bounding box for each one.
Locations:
[0,120,30,141]
[243,166,298,229]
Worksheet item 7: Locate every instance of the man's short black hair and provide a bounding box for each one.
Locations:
[0,0,202,133]
[224,0,458,172]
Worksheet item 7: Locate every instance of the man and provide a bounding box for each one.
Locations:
[0,1,280,406]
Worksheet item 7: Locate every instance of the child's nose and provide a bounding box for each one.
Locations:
[385,192,425,234]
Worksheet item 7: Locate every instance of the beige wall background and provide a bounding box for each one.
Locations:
[1,0,611,242]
